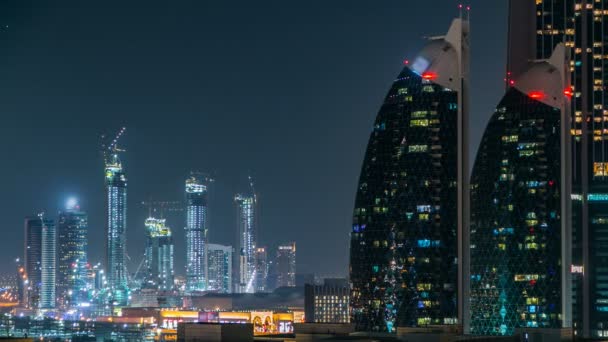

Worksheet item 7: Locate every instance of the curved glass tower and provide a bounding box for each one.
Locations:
[469,46,570,336]
[350,19,469,332]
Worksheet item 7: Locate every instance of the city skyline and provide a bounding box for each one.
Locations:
[0,1,508,278]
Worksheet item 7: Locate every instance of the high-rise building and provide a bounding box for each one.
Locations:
[275,243,296,288]
[349,18,469,332]
[469,45,570,336]
[39,213,56,310]
[24,215,45,309]
[234,180,257,293]
[254,247,268,292]
[207,244,232,294]
[144,217,174,291]
[185,174,212,292]
[305,278,350,324]
[504,1,608,338]
[103,127,129,305]
[57,199,88,309]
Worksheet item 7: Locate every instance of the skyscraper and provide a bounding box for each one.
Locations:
[39,213,56,310]
[349,18,469,332]
[207,244,232,294]
[469,45,571,336]
[275,242,296,288]
[103,127,129,305]
[185,174,212,292]
[144,217,174,291]
[506,1,608,338]
[57,199,88,309]
[254,247,268,292]
[234,180,257,293]
[24,215,47,309]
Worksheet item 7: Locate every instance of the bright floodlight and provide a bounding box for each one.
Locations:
[67,197,78,209]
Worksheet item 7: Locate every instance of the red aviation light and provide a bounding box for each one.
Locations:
[564,86,574,98]
[528,91,545,100]
[422,72,437,80]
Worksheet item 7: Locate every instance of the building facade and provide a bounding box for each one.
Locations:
[254,247,268,292]
[144,217,174,291]
[185,174,212,292]
[57,201,88,309]
[207,243,232,294]
[469,46,570,336]
[349,18,469,332]
[275,243,296,288]
[104,131,129,305]
[24,215,54,310]
[305,279,350,324]
[234,188,257,293]
[505,0,608,338]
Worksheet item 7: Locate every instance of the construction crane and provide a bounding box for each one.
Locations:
[140,200,184,218]
[100,127,126,161]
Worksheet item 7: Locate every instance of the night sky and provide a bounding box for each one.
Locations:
[0,1,507,277]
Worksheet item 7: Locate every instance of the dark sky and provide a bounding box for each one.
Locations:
[0,1,507,277]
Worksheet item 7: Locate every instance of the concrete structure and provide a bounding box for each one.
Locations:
[177,323,253,342]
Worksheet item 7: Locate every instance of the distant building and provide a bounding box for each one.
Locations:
[185,174,212,292]
[103,128,129,305]
[57,200,88,308]
[24,214,55,310]
[275,243,296,288]
[207,244,232,294]
[144,217,174,291]
[234,180,257,293]
[305,279,350,324]
[254,247,268,292]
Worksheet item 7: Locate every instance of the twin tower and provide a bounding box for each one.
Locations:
[350,1,607,339]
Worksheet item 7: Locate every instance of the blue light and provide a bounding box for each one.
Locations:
[418,239,431,248]
[588,193,608,202]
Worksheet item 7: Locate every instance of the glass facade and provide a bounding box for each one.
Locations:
[234,191,257,293]
[185,175,211,292]
[532,1,608,337]
[275,243,296,288]
[350,65,459,331]
[57,205,88,309]
[254,247,268,292]
[144,217,174,291]
[39,214,56,310]
[207,244,232,294]
[469,87,563,335]
[105,151,129,305]
[24,215,55,310]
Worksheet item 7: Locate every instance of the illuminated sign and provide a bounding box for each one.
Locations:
[571,265,584,274]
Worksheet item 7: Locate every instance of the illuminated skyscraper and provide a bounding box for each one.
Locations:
[502,1,608,338]
[103,127,129,305]
[234,179,257,293]
[185,174,212,292]
[275,242,296,288]
[144,217,174,291]
[469,45,571,336]
[207,244,232,293]
[254,247,268,292]
[57,199,88,308]
[24,215,47,309]
[350,18,469,332]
